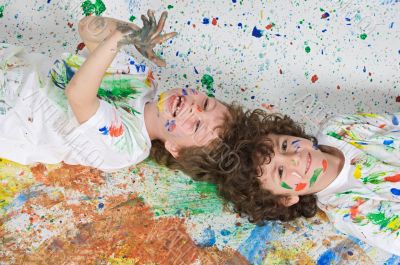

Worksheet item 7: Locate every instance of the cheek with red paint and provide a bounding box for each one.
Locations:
[282,172,307,191]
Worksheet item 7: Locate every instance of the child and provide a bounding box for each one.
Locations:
[0,10,230,172]
[171,107,400,255]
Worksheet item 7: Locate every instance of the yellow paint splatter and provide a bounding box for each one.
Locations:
[353,164,362,179]
[157,92,167,112]
[387,216,400,231]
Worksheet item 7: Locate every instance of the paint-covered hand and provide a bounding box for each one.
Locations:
[116,10,177,67]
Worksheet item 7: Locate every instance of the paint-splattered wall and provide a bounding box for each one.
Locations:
[1,0,400,264]
[1,0,399,133]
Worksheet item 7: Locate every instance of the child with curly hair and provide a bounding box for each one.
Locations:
[167,106,400,255]
[0,10,231,172]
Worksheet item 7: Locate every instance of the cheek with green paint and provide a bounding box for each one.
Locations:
[282,172,307,191]
[308,159,328,187]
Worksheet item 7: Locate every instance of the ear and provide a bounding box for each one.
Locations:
[279,195,300,207]
[164,141,180,159]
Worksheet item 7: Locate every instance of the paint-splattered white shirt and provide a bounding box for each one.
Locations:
[315,112,400,255]
[0,43,157,172]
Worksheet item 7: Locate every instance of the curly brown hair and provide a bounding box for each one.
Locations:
[149,103,318,225]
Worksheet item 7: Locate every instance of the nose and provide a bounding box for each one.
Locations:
[276,151,300,168]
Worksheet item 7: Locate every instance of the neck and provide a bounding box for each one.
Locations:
[144,102,163,141]
[314,145,345,193]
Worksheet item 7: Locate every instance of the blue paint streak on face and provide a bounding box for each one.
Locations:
[391,188,400,196]
[182,88,188,96]
[252,26,263,38]
[317,249,338,265]
[392,115,399,125]
[238,222,282,264]
[195,227,216,247]
[383,139,394,145]
[202,17,210,24]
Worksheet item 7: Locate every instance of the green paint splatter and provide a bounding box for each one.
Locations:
[16,34,22,39]
[327,131,343,140]
[129,15,136,22]
[81,0,106,16]
[167,4,174,9]
[305,46,311,53]
[183,74,187,79]
[281,182,292,190]
[360,33,367,40]
[309,168,323,186]
[366,212,400,232]
[361,172,388,184]
[201,74,215,98]
[0,5,4,18]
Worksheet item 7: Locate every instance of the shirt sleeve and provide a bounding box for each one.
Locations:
[320,196,400,256]
[320,112,400,166]
[72,99,150,170]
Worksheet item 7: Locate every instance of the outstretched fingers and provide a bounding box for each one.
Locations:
[151,11,168,40]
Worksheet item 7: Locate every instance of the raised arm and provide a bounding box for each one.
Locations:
[65,10,176,124]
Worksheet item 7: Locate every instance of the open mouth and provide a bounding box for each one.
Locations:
[171,95,185,117]
[305,152,312,174]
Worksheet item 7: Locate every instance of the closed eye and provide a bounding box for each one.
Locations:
[195,120,200,132]
[203,98,209,110]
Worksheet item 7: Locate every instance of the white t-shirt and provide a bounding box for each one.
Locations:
[315,112,400,255]
[0,43,157,172]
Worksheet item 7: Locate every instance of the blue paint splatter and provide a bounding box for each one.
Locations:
[238,22,243,28]
[392,115,399,125]
[322,29,327,32]
[202,17,210,24]
[196,227,216,247]
[389,22,394,28]
[363,66,366,72]
[98,202,104,209]
[194,66,199,74]
[317,249,338,265]
[221,229,231,236]
[383,139,394,145]
[391,188,400,196]
[99,126,109,135]
[238,222,282,264]
[384,254,400,265]
[232,0,237,3]
[252,26,263,38]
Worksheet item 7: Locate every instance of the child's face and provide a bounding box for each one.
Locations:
[258,134,328,196]
[156,88,228,157]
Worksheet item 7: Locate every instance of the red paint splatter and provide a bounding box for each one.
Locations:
[240,87,248,92]
[368,72,372,76]
[67,22,74,28]
[378,124,386,129]
[295,182,307,191]
[192,24,196,28]
[322,159,327,172]
[384,174,400,182]
[396,96,400,103]
[212,18,217,26]
[109,123,124,137]
[265,24,273,30]
[337,85,340,89]
[279,69,283,74]
[76,42,86,51]
[261,103,274,110]
[311,74,319,83]
[196,105,203,112]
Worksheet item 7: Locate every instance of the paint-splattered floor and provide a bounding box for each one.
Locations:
[0,158,399,264]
